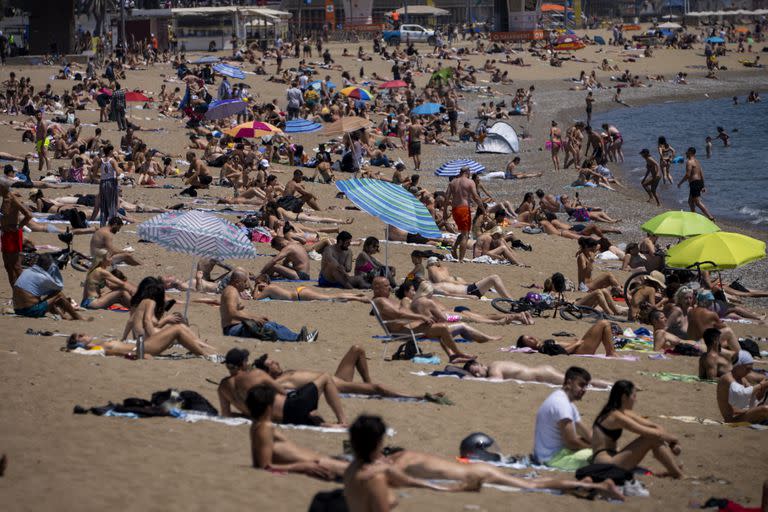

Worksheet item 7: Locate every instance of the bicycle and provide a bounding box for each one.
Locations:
[22,230,92,272]
[491,295,618,323]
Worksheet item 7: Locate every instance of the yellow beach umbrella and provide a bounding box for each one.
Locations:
[665,232,766,270]
[641,211,720,238]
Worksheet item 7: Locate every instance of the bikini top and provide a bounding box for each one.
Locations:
[596,419,623,442]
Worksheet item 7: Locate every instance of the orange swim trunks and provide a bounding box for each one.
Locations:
[451,204,472,232]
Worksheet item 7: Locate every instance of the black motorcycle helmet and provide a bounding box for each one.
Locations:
[459,432,501,462]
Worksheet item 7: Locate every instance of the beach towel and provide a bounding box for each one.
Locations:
[499,346,639,361]
[657,415,767,430]
[409,371,610,391]
[182,412,397,435]
[442,254,510,265]
[639,371,715,384]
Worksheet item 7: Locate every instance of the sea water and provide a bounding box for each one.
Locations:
[593,96,768,230]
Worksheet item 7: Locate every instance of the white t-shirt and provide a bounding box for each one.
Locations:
[729,381,755,410]
[534,389,581,462]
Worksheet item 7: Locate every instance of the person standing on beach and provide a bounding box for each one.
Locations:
[549,121,562,171]
[585,91,594,126]
[111,84,127,132]
[408,118,423,171]
[34,111,49,172]
[678,147,714,221]
[444,167,483,262]
[1,179,33,286]
[639,148,661,206]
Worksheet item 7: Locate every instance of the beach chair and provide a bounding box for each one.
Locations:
[369,300,422,360]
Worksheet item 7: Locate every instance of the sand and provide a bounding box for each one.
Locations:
[1,28,767,511]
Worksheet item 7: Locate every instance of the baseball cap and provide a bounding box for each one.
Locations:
[224,348,249,367]
[259,159,270,168]
[733,350,754,368]
[697,289,715,303]
[426,256,440,266]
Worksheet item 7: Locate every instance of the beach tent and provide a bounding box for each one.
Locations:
[594,35,606,45]
[475,122,519,154]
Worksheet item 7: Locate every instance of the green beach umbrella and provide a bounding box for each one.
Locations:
[641,211,720,238]
[665,232,766,270]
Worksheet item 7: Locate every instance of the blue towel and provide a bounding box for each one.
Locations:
[412,355,441,365]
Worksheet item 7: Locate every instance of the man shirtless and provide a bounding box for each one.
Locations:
[282,169,321,211]
[407,118,424,170]
[184,151,212,189]
[444,167,483,262]
[687,290,741,353]
[253,345,432,399]
[221,270,315,341]
[473,226,525,266]
[260,237,311,280]
[1,180,32,286]
[35,111,50,171]
[462,359,612,389]
[89,217,141,266]
[639,148,661,206]
[716,351,768,423]
[426,257,513,299]
[372,277,475,363]
[218,348,346,426]
[319,231,366,289]
[678,147,714,220]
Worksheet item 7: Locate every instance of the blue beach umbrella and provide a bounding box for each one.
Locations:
[435,159,485,177]
[191,56,220,64]
[707,36,725,44]
[336,179,441,264]
[411,102,444,115]
[309,80,336,91]
[138,211,256,318]
[285,118,323,134]
[213,63,246,79]
[204,99,247,120]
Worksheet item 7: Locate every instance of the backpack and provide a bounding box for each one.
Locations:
[392,341,420,360]
[307,489,348,512]
[241,319,279,341]
[575,463,633,486]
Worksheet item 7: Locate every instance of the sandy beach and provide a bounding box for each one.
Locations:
[1,28,767,511]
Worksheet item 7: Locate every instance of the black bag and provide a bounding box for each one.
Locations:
[392,341,419,360]
[575,463,633,486]
[672,343,702,357]
[739,338,761,358]
[179,390,219,415]
[240,214,262,228]
[539,339,567,356]
[307,489,348,512]
[340,151,356,173]
[242,319,279,341]
[277,195,305,214]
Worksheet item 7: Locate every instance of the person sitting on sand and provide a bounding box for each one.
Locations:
[260,236,312,281]
[591,380,684,478]
[371,277,475,363]
[80,249,134,310]
[253,345,439,400]
[543,272,627,318]
[627,270,666,322]
[687,290,745,354]
[533,367,595,470]
[576,237,621,294]
[221,270,317,342]
[425,257,514,299]
[517,320,618,357]
[698,328,739,380]
[717,351,768,424]
[462,359,612,389]
[12,254,86,320]
[649,310,703,354]
[472,226,526,266]
[218,348,347,426]
[89,217,141,266]
[319,231,369,289]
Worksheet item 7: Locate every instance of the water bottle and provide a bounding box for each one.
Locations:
[136,335,145,360]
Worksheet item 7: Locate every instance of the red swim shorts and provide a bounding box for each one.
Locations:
[1,229,23,253]
[452,205,472,233]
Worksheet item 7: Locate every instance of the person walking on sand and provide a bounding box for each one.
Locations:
[34,111,49,172]
[408,118,424,171]
[444,167,483,262]
[585,91,594,126]
[678,147,714,221]
[639,148,661,206]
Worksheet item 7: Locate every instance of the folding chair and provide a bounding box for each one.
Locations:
[369,300,422,360]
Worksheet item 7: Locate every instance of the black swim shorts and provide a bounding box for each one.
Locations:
[283,382,319,425]
[466,283,483,298]
[689,179,705,198]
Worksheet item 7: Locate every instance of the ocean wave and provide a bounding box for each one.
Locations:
[739,207,768,225]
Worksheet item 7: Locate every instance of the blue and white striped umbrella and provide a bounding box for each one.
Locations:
[336,179,441,239]
[285,118,323,134]
[213,63,246,79]
[204,99,247,120]
[434,159,485,177]
[138,211,256,260]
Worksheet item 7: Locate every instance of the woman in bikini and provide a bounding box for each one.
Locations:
[657,136,675,184]
[516,320,617,357]
[549,120,562,171]
[251,274,369,302]
[80,250,134,310]
[576,237,622,293]
[354,237,395,288]
[591,380,684,478]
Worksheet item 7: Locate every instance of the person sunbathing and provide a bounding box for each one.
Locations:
[462,359,612,389]
[576,237,621,294]
[65,330,215,358]
[591,380,684,478]
[251,274,368,302]
[717,351,768,424]
[371,276,475,363]
[425,257,513,299]
[218,348,347,427]
[253,345,436,400]
[401,280,533,325]
[516,320,618,357]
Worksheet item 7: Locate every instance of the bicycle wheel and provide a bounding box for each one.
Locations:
[70,253,92,272]
[559,305,604,322]
[491,298,527,314]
